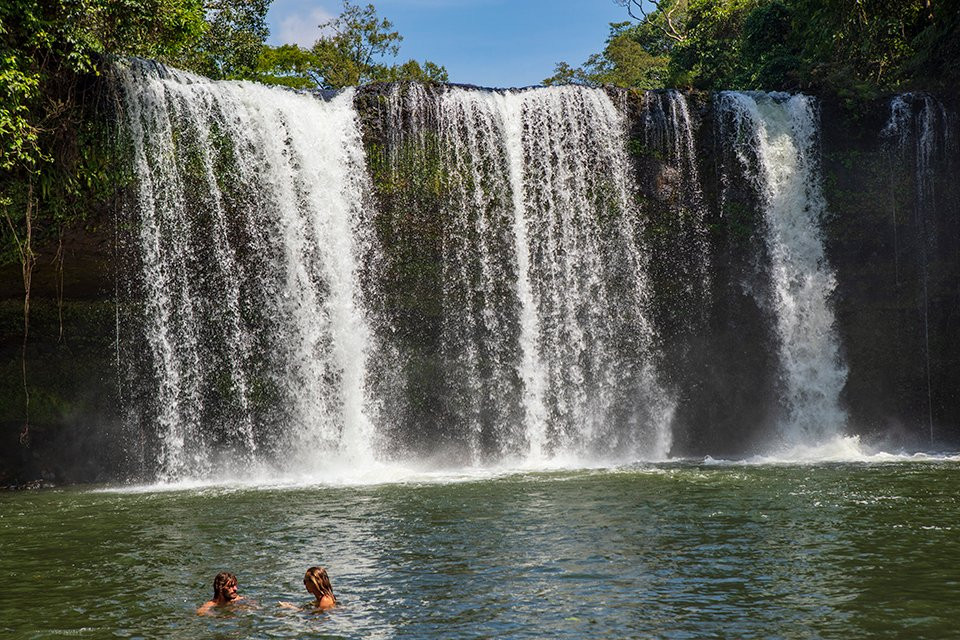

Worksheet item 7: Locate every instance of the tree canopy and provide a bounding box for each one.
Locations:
[1,0,203,176]
[544,21,670,88]
[174,0,272,80]
[256,1,448,90]
[547,0,960,96]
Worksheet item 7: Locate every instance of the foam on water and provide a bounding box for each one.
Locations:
[703,435,960,465]
[101,452,659,493]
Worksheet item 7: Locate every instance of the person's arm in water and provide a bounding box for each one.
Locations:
[196,599,222,615]
[278,596,335,611]
[197,594,248,615]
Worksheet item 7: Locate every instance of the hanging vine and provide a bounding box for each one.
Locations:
[3,181,36,445]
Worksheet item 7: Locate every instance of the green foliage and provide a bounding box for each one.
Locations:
[554,0,960,95]
[738,1,804,89]
[173,0,271,80]
[257,1,448,90]
[255,43,318,89]
[907,0,960,84]
[380,59,449,85]
[0,52,41,172]
[312,0,402,88]
[1,0,272,205]
[791,0,940,96]
[545,21,670,88]
[542,61,587,86]
[0,0,205,175]
[668,0,753,89]
[1,0,210,277]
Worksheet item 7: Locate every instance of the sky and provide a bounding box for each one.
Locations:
[265,0,632,88]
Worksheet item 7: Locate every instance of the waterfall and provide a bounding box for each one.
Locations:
[636,90,711,324]
[119,61,378,480]
[379,84,674,463]
[882,93,953,444]
[117,60,871,475]
[717,92,847,446]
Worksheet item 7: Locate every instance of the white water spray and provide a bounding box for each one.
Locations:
[120,62,378,480]
[718,92,848,446]
[385,84,674,463]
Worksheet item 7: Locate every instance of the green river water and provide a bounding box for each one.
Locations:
[2,462,959,639]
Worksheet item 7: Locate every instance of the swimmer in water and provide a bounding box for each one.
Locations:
[304,567,337,609]
[280,566,337,610]
[197,571,243,615]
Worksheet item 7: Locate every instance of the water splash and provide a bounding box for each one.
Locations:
[717,92,847,446]
[119,61,378,480]
[381,84,674,463]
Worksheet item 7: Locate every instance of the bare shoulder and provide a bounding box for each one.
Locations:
[196,600,216,616]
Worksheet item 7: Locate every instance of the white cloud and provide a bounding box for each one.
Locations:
[277,7,337,47]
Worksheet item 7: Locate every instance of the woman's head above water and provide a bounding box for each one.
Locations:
[303,566,336,607]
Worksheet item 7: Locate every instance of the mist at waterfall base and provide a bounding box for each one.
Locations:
[111,62,959,488]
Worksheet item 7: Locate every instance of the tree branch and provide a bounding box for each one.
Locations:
[619,0,687,43]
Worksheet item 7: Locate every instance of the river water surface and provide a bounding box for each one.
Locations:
[3,462,960,639]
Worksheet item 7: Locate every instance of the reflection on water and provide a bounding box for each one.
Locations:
[3,463,960,638]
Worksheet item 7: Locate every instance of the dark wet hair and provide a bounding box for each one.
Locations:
[303,566,336,603]
[213,571,237,599]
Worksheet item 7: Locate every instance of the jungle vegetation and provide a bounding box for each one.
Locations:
[545,0,960,97]
[0,0,445,271]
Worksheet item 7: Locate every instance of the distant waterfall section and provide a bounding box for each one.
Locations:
[376,84,674,464]
[118,62,379,481]
[716,93,848,446]
[882,93,954,444]
[638,90,710,307]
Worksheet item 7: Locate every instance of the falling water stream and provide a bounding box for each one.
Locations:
[119,66,857,479]
[882,93,952,444]
[381,84,674,465]
[120,62,378,480]
[717,92,848,446]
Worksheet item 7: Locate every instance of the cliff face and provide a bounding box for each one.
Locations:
[820,94,960,449]
[2,84,958,485]
[623,91,960,455]
[0,218,122,486]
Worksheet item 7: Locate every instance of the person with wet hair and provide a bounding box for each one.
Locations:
[197,571,243,615]
[280,566,337,610]
[303,566,337,609]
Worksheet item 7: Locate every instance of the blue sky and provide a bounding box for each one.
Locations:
[266,0,632,88]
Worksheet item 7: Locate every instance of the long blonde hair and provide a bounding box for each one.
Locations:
[303,566,336,603]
